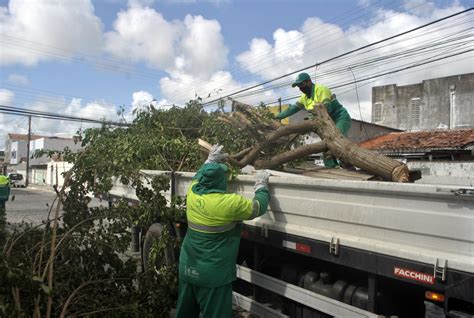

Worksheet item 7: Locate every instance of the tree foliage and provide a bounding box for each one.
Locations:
[1,100,277,317]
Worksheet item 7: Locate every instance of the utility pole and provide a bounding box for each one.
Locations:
[25,116,31,187]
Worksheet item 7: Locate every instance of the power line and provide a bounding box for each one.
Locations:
[0,104,129,127]
[202,7,473,107]
[230,0,430,82]
[262,48,472,105]
[226,26,473,102]
[335,55,474,99]
[170,0,429,103]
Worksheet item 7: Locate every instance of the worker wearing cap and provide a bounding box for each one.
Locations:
[276,72,352,168]
[176,145,270,318]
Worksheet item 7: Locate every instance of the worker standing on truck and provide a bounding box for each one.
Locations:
[276,72,352,168]
[176,144,270,318]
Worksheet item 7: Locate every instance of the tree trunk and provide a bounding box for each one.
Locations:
[237,121,318,168]
[254,141,327,169]
[309,103,409,182]
[216,101,409,182]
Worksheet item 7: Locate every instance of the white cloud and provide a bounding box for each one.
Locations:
[160,70,256,105]
[128,0,156,7]
[237,29,306,80]
[0,96,119,149]
[0,0,104,66]
[6,74,29,85]
[104,4,232,104]
[128,0,231,5]
[357,0,371,7]
[104,7,228,77]
[36,99,118,140]
[131,90,155,111]
[104,6,179,70]
[130,91,173,114]
[178,15,228,76]
[0,89,15,105]
[236,1,472,119]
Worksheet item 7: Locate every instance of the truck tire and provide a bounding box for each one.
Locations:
[142,222,176,271]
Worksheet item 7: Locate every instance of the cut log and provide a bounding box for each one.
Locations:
[308,103,409,182]
[211,101,410,182]
[254,142,327,169]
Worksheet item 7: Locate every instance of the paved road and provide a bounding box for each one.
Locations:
[5,185,104,225]
[4,186,257,317]
[5,186,58,225]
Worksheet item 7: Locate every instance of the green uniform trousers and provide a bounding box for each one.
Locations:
[323,117,352,168]
[175,280,232,318]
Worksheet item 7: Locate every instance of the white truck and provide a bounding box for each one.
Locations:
[103,170,474,318]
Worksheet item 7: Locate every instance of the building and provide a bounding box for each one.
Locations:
[372,73,474,131]
[29,136,82,184]
[47,160,74,187]
[4,133,82,184]
[359,128,474,186]
[4,133,46,165]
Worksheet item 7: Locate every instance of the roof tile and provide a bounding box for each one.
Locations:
[359,128,474,150]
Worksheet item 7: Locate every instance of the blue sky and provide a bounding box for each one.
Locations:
[0,0,473,149]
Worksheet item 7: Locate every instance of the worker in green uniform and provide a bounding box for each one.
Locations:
[276,72,352,168]
[0,175,10,245]
[176,144,270,318]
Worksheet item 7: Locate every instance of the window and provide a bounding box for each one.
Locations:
[411,98,421,127]
[373,102,383,123]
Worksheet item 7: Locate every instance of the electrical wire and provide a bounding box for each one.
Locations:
[201,8,473,107]
[0,104,129,126]
[225,27,473,103]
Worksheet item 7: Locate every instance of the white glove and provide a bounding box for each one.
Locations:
[254,170,270,191]
[205,144,227,164]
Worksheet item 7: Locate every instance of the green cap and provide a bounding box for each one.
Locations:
[291,72,311,87]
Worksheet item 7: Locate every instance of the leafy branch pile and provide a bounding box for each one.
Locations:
[1,100,286,317]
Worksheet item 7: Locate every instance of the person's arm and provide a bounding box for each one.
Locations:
[250,170,270,218]
[276,103,303,120]
[193,144,227,180]
[230,171,270,221]
[250,187,270,219]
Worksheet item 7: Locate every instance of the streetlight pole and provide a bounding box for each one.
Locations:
[25,116,31,187]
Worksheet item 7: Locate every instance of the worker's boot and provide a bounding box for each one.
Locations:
[340,161,356,171]
[322,152,339,168]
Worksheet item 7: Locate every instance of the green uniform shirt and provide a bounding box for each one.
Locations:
[179,176,269,288]
[0,175,9,186]
[297,84,351,122]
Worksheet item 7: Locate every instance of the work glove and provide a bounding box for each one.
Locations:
[254,170,270,191]
[205,144,227,164]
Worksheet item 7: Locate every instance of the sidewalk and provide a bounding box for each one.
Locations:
[27,183,56,192]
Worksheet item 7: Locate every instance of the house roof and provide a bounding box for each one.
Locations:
[7,133,46,141]
[351,119,403,132]
[7,133,74,142]
[359,128,474,151]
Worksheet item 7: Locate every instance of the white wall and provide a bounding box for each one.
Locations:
[408,161,474,186]
[31,168,47,184]
[30,138,45,151]
[30,137,82,166]
[46,161,73,187]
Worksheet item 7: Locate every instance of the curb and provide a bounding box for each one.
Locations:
[26,185,55,192]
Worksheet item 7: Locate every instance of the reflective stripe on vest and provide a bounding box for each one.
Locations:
[249,200,260,220]
[187,220,237,233]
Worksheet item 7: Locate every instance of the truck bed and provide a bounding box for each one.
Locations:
[109,170,474,274]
